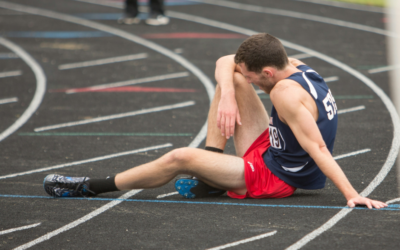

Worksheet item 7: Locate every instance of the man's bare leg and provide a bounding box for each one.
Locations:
[206,72,269,157]
[205,82,228,150]
[115,147,247,195]
[231,72,269,157]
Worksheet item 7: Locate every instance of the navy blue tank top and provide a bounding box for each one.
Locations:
[263,65,338,189]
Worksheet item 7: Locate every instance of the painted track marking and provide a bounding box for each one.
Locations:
[0,97,18,105]
[63,71,190,93]
[0,4,215,248]
[0,0,214,148]
[2,194,399,211]
[0,223,41,236]
[289,53,313,60]
[19,132,193,137]
[162,10,400,250]
[3,1,397,249]
[368,65,400,74]
[386,198,400,204]
[0,37,46,143]
[206,231,277,250]
[13,190,142,250]
[157,191,178,199]
[191,0,394,37]
[0,69,21,78]
[324,76,339,83]
[34,101,195,132]
[0,143,172,180]
[295,0,385,13]
[337,105,365,114]
[58,53,147,70]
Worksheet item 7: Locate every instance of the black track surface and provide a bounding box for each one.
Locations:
[0,0,399,249]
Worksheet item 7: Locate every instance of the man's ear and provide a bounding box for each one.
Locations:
[262,67,274,78]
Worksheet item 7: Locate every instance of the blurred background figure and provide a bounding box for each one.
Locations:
[118,0,169,26]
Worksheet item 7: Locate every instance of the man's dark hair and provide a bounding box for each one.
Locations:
[234,33,288,72]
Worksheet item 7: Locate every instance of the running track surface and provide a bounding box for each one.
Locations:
[0,0,399,249]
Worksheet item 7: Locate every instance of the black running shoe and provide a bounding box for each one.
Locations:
[175,178,225,199]
[43,174,95,197]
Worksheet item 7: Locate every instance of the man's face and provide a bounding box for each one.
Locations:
[238,63,273,93]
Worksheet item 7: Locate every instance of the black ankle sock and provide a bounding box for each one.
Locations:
[205,146,223,153]
[88,176,119,195]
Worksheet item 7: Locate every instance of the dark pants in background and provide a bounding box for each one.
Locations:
[125,0,165,17]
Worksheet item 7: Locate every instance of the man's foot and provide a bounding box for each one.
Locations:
[118,16,141,25]
[175,178,226,199]
[43,174,95,197]
[145,14,170,26]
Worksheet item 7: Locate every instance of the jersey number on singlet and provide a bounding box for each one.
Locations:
[323,89,337,120]
[269,126,282,149]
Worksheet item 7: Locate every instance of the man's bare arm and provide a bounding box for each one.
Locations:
[288,57,306,67]
[214,55,242,139]
[272,83,387,209]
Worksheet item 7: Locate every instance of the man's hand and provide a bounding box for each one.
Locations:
[347,196,388,209]
[217,91,242,139]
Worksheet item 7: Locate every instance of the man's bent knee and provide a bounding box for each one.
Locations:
[162,147,195,168]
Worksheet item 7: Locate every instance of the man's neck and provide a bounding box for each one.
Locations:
[273,64,301,83]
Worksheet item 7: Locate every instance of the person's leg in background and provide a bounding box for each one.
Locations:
[118,0,141,25]
[146,0,170,26]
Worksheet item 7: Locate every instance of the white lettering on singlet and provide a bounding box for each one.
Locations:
[323,89,338,120]
[269,126,282,149]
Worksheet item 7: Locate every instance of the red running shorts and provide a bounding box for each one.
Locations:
[227,129,296,199]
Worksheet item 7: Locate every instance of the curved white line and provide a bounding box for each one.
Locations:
[0,1,214,149]
[295,0,385,13]
[191,0,394,37]
[4,1,398,249]
[163,10,400,250]
[14,190,142,250]
[0,37,46,143]
[0,3,215,249]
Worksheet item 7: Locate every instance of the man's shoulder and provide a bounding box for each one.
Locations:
[271,79,306,101]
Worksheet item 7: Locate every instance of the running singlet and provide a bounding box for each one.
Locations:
[263,65,338,189]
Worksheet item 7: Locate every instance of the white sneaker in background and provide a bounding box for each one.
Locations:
[145,14,170,26]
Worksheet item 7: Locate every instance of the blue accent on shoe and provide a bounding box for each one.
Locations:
[175,179,198,199]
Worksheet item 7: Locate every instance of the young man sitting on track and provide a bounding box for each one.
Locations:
[43,33,387,209]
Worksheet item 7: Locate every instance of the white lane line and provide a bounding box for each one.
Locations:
[163,11,400,250]
[337,105,365,115]
[206,231,277,250]
[58,53,148,70]
[66,71,190,93]
[34,101,195,132]
[0,223,41,236]
[324,76,339,83]
[295,0,385,13]
[0,97,18,105]
[0,143,172,180]
[0,70,21,78]
[386,198,400,204]
[368,65,400,74]
[333,149,370,161]
[289,53,313,60]
[191,0,395,37]
[0,37,46,143]
[13,189,142,250]
[0,1,214,150]
[157,191,178,199]
[0,4,213,249]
